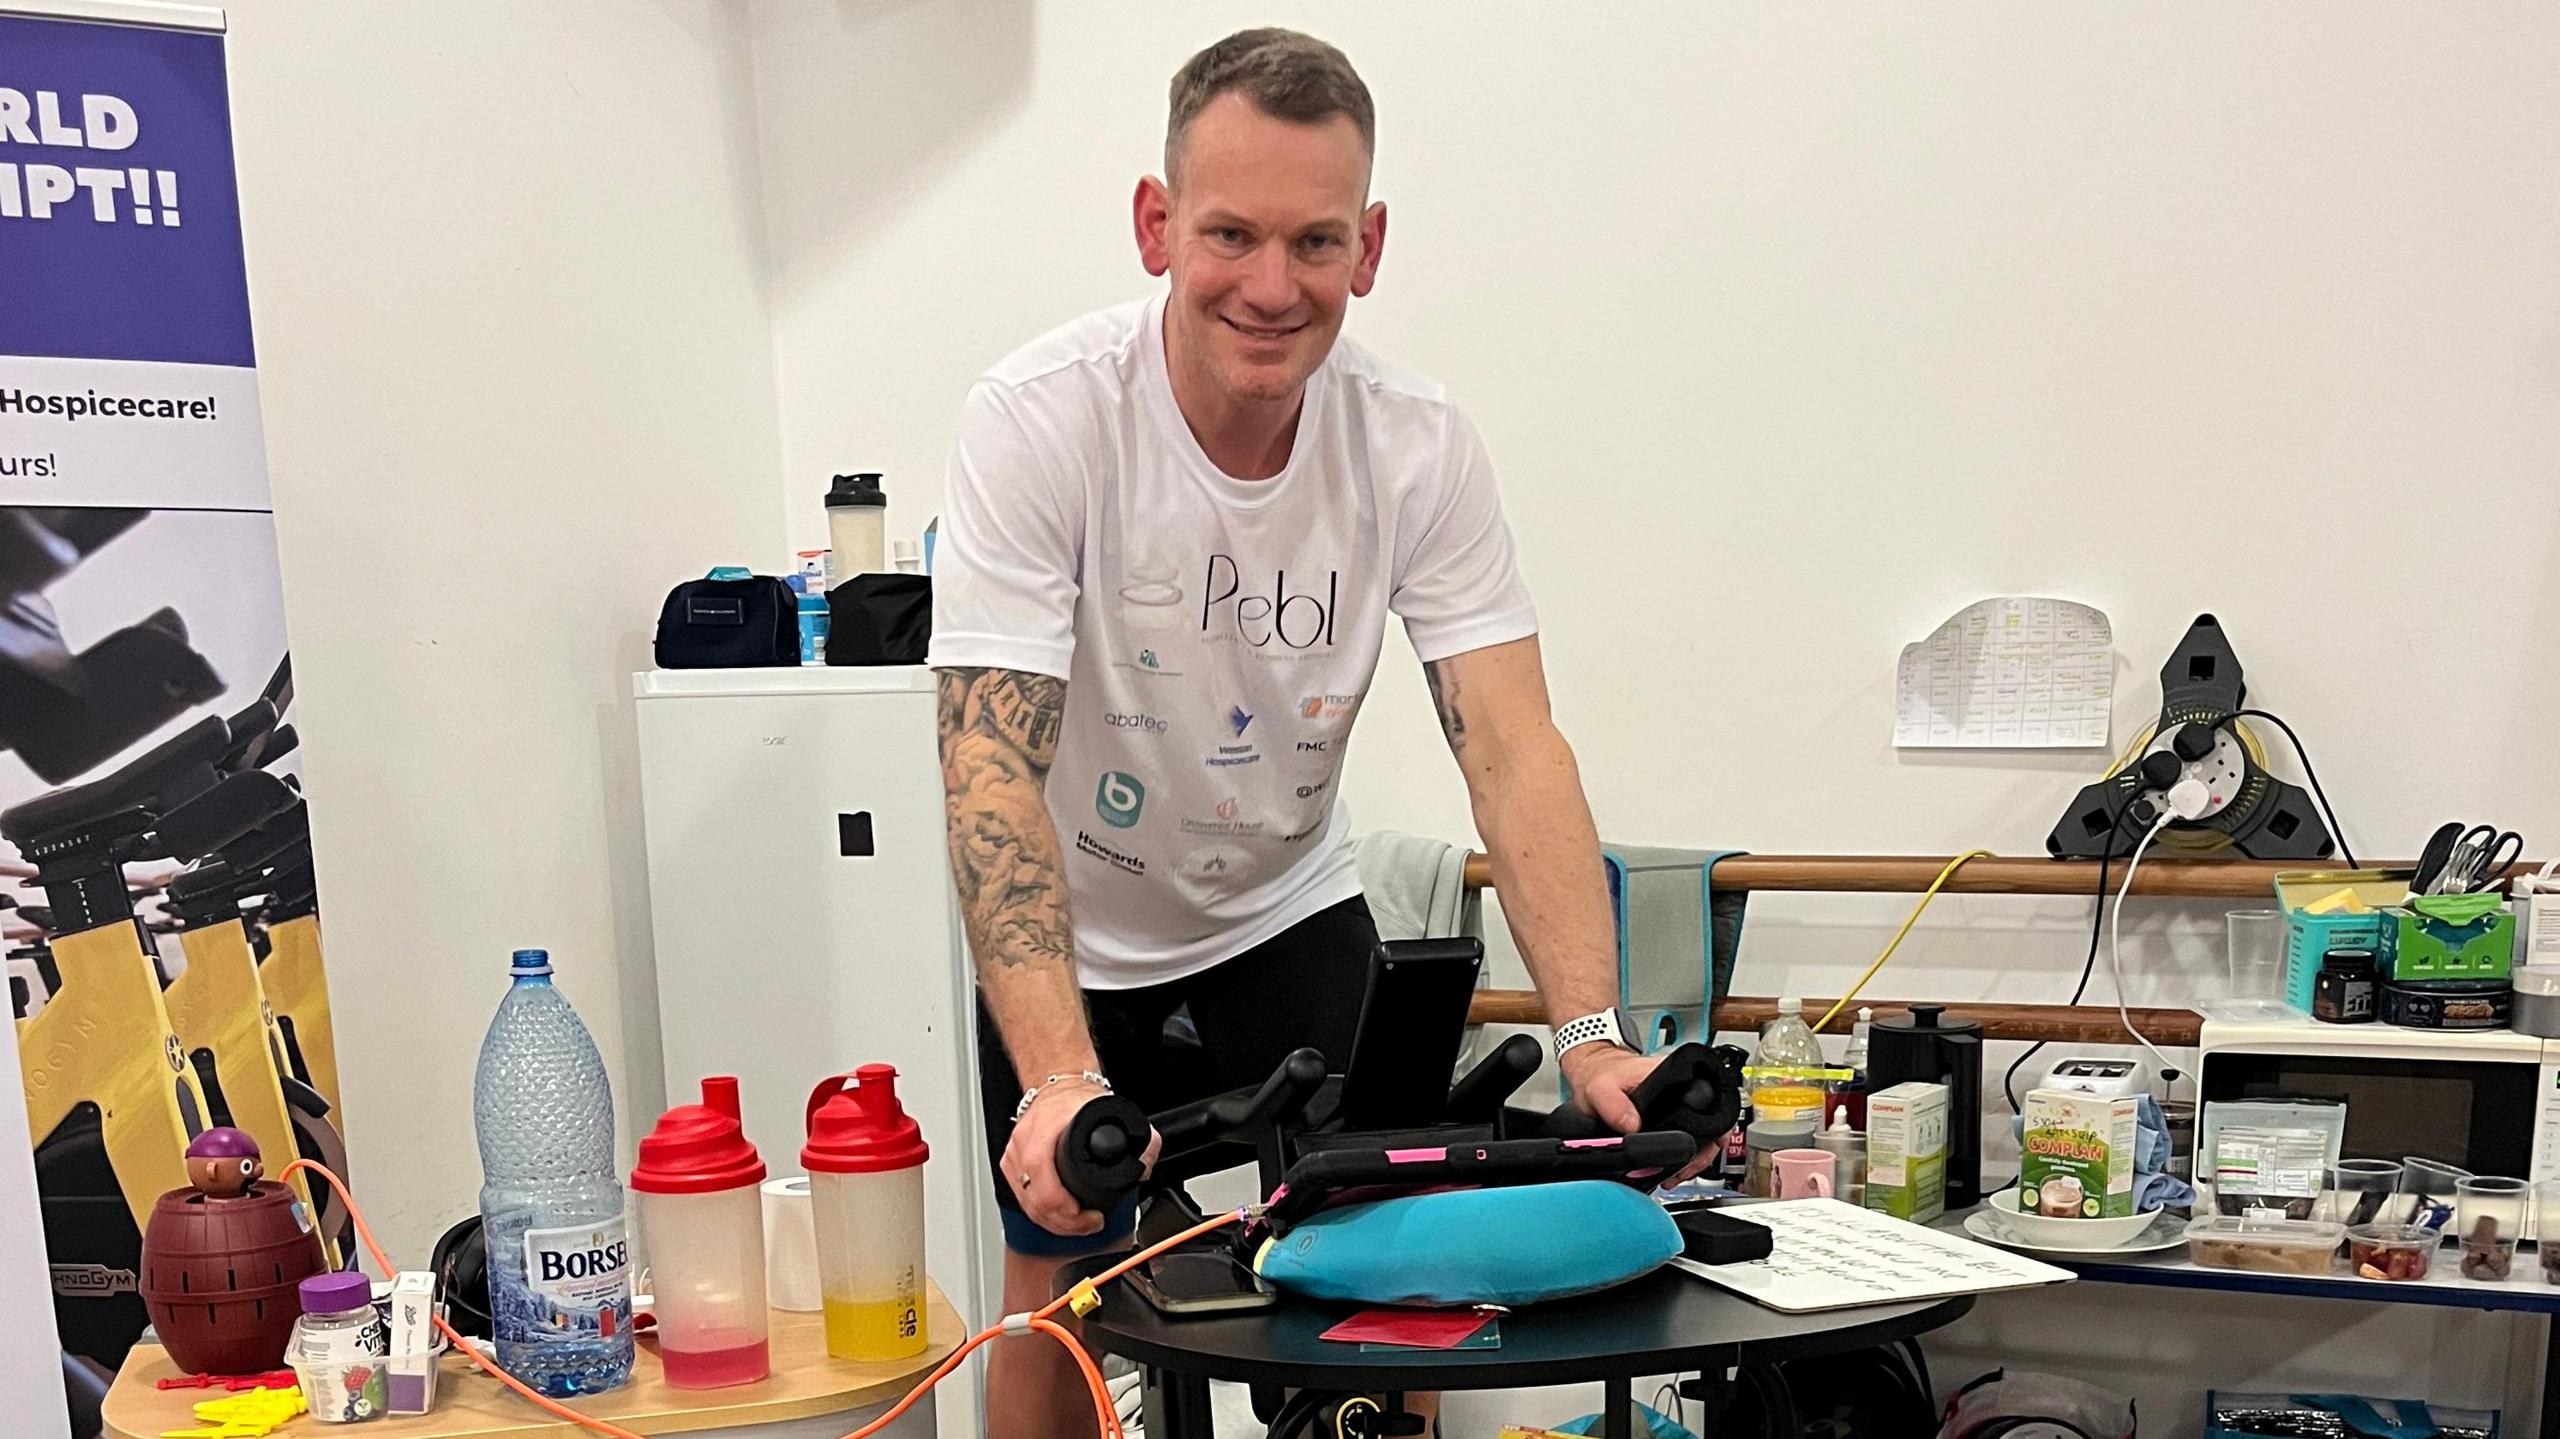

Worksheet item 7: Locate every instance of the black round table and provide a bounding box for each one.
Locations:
[1063,1257,1973,1438]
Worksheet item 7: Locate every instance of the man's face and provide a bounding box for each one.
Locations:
[1138,93,1386,407]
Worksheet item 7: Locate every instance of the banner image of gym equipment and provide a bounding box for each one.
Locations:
[0,4,348,1410]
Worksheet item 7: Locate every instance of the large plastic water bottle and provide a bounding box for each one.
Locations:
[473,948,634,1396]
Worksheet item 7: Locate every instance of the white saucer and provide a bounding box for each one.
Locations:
[1963,1206,2187,1258]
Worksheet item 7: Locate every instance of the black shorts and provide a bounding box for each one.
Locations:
[975,894,1379,1256]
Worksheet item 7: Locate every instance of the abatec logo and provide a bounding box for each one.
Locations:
[1105,712,1167,734]
[1095,771,1146,828]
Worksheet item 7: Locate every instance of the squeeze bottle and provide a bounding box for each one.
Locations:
[803,1065,929,1361]
[825,473,888,576]
[630,1076,770,1389]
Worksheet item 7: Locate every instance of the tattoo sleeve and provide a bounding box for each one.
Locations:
[937,667,1074,973]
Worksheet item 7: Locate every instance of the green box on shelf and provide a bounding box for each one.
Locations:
[2377,895,2515,983]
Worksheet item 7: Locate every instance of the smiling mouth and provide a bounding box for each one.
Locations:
[1222,316,1303,344]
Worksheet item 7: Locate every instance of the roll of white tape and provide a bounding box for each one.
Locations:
[762,1176,822,1312]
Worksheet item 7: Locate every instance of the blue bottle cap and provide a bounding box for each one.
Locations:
[510,949,553,977]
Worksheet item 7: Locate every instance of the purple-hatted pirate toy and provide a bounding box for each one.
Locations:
[186,1126,264,1198]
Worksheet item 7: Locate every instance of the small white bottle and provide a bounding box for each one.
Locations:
[292,1271,388,1422]
[825,474,888,576]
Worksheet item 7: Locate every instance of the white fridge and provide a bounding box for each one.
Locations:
[631,666,998,1439]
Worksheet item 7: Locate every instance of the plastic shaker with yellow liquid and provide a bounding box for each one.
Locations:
[801,1065,929,1362]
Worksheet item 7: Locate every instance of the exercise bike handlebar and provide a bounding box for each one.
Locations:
[1049,1040,1742,1216]
[0,713,231,845]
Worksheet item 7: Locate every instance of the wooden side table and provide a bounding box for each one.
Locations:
[105,1287,963,1439]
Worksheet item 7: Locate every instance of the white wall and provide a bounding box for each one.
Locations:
[224,0,786,1257]
[0,1011,71,1439]
[748,3,2560,1430]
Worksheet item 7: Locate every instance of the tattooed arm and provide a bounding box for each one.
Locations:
[937,664,1128,1233]
[1425,636,1660,1137]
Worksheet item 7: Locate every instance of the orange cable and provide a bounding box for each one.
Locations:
[279,1158,1236,1439]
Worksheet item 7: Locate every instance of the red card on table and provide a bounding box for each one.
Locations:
[1319,1307,1496,1350]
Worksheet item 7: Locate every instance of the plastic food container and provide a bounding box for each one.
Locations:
[2454,1175,2531,1281]
[2345,1223,2439,1281]
[2323,1159,2411,1227]
[2513,967,2560,1039]
[2184,1215,2345,1275]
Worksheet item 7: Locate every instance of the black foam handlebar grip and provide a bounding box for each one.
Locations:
[1539,1042,1741,1146]
[1635,1043,1742,1146]
[1054,1092,1150,1212]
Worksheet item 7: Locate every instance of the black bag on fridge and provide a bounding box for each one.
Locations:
[826,574,933,666]
[653,573,798,668]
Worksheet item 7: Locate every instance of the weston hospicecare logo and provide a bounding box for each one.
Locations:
[1227,705,1254,738]
[1095,771,1145,827]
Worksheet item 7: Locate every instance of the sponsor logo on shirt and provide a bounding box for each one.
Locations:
[1205,743,1260,769]
[1115,648,1184,679]
[1295,781,1329,800]
[1105,711,1167,734]
[1074,830,1147,876]
[1227,705,1254,738]
[1295,739,1330,753]
[1181,798,1265,838]
[1299,692,1360,720]
[1094,771,1146,828]
[1176,843,1255,896]
[1119,564,1185,633]
[1202,554,1337,651]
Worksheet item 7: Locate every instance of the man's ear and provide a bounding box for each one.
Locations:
[1351,200,1387,297]
[1134,175,1172,277]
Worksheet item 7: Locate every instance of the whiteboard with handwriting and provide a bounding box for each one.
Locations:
[1671,1199,2074,1313]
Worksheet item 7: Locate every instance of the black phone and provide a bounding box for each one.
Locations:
[1124,1249,1277,1316]
[1334,937,1484,1132]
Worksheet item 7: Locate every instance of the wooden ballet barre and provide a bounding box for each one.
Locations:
[1455,852,2524,898]
[1455,851,2536,1044]
[1465,990,2204,1047]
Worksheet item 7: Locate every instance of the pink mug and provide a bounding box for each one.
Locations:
[1772,1149,1837,1200]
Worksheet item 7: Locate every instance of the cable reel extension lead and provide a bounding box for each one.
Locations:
[278,1157,1233,1439]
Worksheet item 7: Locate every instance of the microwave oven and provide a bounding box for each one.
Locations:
[2195,1015,2560,1235]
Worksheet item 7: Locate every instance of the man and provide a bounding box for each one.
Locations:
[932,29,1693,1438]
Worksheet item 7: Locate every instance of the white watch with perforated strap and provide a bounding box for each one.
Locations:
[1554,1006,1638,1061]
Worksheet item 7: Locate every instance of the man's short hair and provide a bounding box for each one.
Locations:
[1165,28,1375,185]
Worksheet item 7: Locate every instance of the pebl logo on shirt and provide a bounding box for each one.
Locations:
[1095,771,1146,827]
[1202,554,1337,650]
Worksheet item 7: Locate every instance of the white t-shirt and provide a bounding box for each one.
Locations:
[928,295,1537,989]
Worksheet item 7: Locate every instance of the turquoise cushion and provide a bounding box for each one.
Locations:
[1249,1180,1682,1306]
